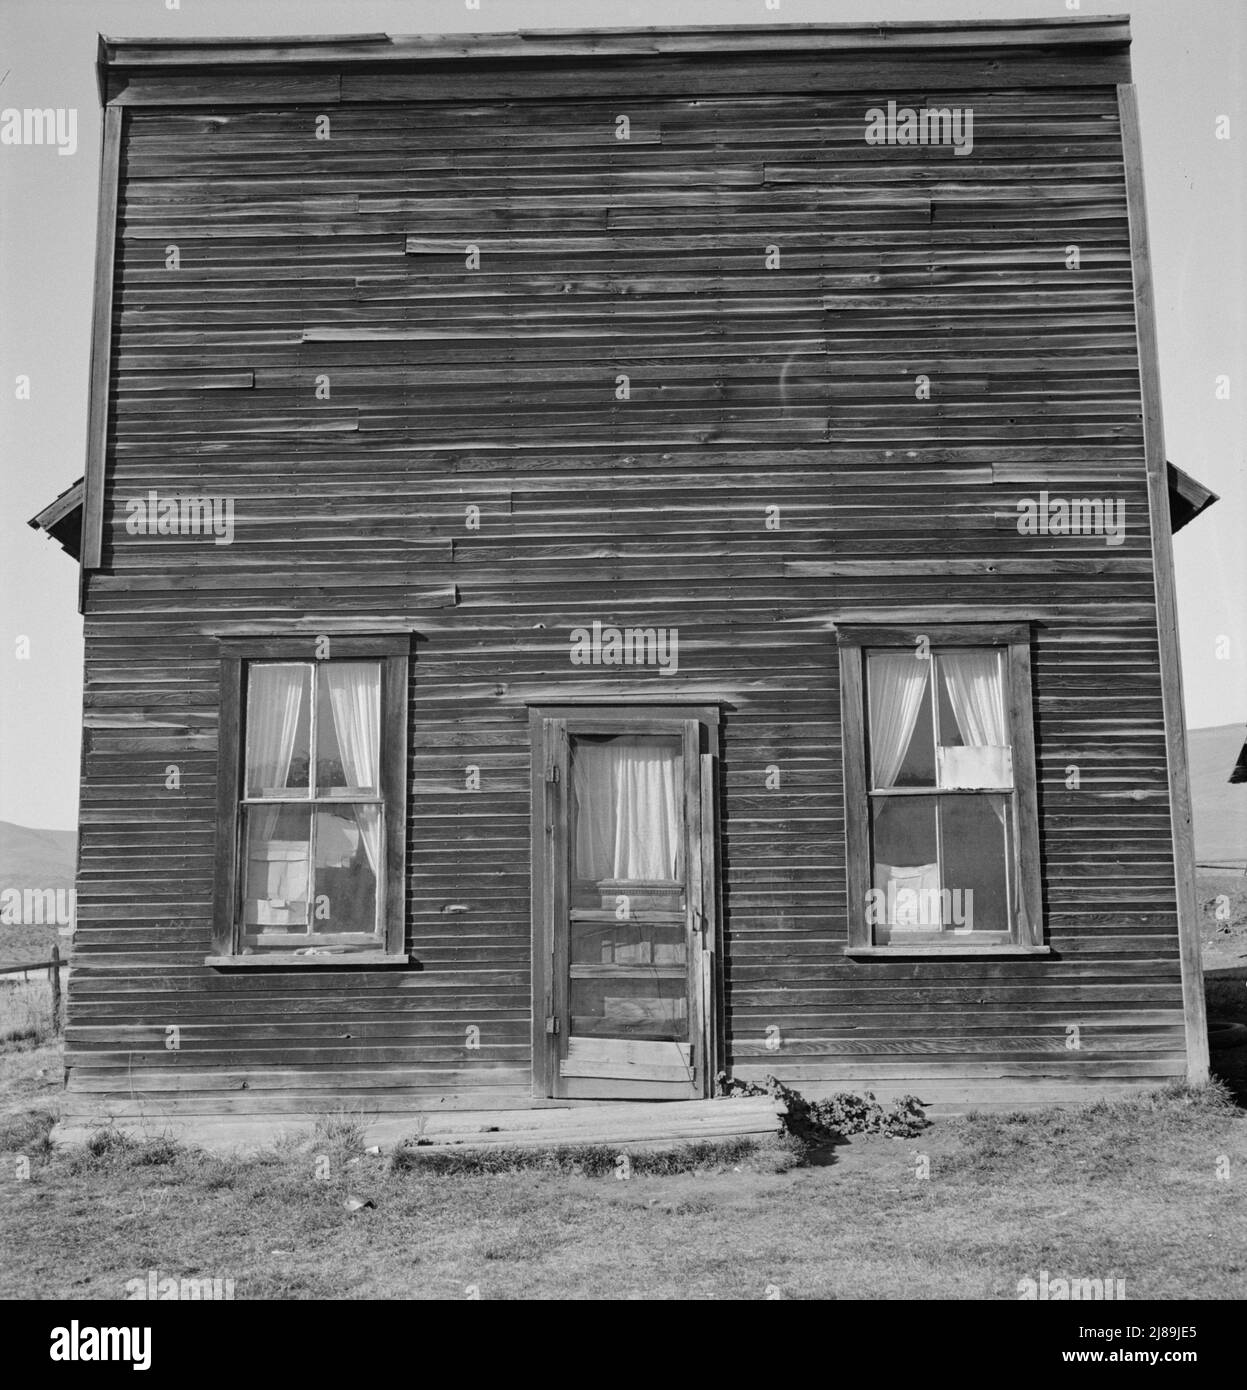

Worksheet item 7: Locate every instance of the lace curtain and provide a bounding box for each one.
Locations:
[867,652,930,788]
[322,662,382,874]
[572,736,682,883]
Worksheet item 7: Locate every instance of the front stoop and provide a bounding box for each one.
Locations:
[50,1095,787,1156]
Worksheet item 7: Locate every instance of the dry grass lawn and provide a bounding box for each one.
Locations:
[1,1078,1244,1300]
[2,961,1246,1300]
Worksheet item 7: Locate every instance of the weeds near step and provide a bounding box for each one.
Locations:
[716,1073,928,1142]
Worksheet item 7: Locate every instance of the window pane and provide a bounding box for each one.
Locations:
[316,662,381,797]
[867,651,934,788]
[869,797,939,936]
[939,794,1013,934]
[869,793,1015,941]
[245,664,311,798]
[242,804,312,937]
[570,734,684,910]
[570,918,686,967]
[312,805,380,936]
[935,649,1013,789]
[935,666,965,748]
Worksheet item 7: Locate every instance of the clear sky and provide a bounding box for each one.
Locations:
[1,0,1244,830]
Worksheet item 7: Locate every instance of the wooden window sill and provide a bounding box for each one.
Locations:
[206,952,410,968]
[844,946,1051,958]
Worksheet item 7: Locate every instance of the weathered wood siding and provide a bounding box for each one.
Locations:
[68,31,1192,1113]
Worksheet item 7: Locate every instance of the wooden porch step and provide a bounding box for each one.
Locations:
[50,1095,787,1155]
[405,1095,786,1149]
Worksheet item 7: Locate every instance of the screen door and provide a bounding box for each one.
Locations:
[531,709,719,1100]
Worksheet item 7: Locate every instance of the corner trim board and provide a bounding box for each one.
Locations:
[81,105,122,581]
[1118,82,1209,1084]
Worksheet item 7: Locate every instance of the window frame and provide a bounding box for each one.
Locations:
[209,635,410,966]
[836,622,1045,956]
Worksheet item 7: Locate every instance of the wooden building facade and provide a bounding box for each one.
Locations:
[34,18,1216,1122]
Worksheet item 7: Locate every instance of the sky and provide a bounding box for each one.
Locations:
[0,0,1244,831]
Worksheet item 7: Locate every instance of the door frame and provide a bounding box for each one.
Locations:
[528,703,722,1100]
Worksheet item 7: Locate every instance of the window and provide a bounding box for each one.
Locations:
[837,624,1043,953]
[210,637,409,964]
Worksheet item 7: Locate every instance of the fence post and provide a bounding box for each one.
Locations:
[49,944,62,1035]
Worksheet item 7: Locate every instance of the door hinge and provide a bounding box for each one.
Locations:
[546,765,560,784]
[545,1016,560,1034]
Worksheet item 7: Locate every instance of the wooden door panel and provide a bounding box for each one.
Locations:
[561,1037,693,1083]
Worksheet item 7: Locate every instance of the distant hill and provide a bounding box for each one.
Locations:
[0,821,77,965]
[1188,725,1247,867]
[0,821,76,891]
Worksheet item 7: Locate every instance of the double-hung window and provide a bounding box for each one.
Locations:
[837,624,1043,953]
[210,636,408,964]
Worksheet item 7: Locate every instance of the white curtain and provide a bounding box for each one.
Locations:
[244,664,307,911]
[939,650,1007,750]
[246,664,307,854]
[867,652,930,789]
[246,664,306,796]
[323,662,382,875]
[573,737,682,883]
[939,649,1010,822]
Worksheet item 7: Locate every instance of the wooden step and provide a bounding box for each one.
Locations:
[51,1094,786,1155]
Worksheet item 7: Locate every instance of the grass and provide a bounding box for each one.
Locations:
[0,976,63,1144]
[0,1107,55,1157]
[0,1082,1242,1300]
[0,973,60,1047]
[391,1134,796,1177]
[0,920,69,970]
[1197,868,1247,978]
[2,925,1245,1299]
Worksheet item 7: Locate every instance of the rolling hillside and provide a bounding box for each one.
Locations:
[0,821,76,965]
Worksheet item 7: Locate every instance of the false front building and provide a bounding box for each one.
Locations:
[31,18,1216,1131]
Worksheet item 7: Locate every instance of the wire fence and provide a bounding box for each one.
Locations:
[0,946,63,1038]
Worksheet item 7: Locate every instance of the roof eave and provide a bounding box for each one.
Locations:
[28,479,85,561]
[1167,461,1220,534]
[96,17,1134,76]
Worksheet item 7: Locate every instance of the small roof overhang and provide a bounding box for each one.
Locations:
[1166,460,1219,534]
[27,478,84,560]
